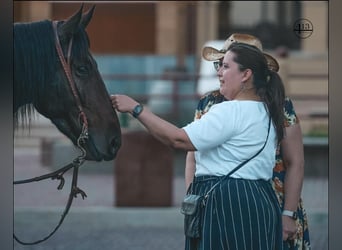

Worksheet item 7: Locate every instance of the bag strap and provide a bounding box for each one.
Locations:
[203,116,271,200]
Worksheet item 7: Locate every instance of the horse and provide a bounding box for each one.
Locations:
[14,5,121,161]
[13,4,122,245]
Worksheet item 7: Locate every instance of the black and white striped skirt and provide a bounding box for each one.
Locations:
[185,176,283,250]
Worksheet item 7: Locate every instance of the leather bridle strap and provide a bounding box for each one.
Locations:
[52,20,88,130]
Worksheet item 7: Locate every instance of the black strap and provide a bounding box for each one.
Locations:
[203,116,271,199]
[13,159,87,245]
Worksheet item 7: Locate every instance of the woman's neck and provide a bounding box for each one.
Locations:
[233,87,261,101]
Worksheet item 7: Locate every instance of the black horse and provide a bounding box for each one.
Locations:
[14,5,121,161]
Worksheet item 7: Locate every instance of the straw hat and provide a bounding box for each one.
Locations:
[202,33,279,72]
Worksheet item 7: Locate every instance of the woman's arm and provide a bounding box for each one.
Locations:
[281,123,305,240]
[185,151,196,191]
[111,94,196,151]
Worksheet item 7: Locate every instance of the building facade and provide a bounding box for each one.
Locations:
[13,1,328,134]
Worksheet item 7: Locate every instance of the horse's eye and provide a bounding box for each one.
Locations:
[76,65,89,77]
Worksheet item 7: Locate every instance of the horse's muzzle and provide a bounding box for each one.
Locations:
[84,134,121,161]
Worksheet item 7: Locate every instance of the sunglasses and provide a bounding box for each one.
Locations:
[213,61,223,71]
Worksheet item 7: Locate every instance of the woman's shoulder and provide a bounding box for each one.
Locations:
[211,100,251,114]
[225,100,265,108]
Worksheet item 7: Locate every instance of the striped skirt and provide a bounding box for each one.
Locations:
[185,176,283,250]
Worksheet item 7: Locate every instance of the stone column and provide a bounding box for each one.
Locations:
[18,2,52,22]
[156,2,178,55]
[196,2,219,57]
[301,1,328,54]
[175,3,187,69]
[156,2,188,69]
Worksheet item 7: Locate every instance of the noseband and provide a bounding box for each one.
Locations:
[14,21,90,245]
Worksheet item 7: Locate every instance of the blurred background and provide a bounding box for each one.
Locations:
[13,1,328,249]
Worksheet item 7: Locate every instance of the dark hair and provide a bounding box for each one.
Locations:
[227,43,285,141]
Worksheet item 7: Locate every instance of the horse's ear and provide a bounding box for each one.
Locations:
[81,5,95,28]
[59,4,83,39]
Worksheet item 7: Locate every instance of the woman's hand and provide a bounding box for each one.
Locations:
[110,94,139,114]
[282,215,298,241]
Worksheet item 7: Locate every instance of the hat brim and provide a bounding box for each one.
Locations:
[202,46,279,72]
[202,47,225,61]
[264,53,279,72]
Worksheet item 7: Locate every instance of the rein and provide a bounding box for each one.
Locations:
[13,21,89,245]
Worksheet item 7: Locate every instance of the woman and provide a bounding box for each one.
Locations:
[112,43,285,249]
[185,33,311,249]
[186,94,311,249]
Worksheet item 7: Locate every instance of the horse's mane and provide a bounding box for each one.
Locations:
[14,19,91,129]
[14,20,57,128]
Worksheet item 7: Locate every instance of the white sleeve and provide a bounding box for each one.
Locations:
[183,102,238,151]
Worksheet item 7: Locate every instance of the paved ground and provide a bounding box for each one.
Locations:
[13,146,328,250]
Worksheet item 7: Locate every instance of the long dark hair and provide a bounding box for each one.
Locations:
[228,43,285,141]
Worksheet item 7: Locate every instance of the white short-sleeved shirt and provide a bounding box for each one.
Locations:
[183,100,277,180]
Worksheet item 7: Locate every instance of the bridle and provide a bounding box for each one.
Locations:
[14,21,89,245]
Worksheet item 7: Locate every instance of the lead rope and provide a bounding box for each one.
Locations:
[13,124,88,245]
[13,20,89,245]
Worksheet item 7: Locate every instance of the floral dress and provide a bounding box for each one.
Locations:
[193,90,311,250]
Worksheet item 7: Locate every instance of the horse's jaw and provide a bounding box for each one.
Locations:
[50,118,119,162]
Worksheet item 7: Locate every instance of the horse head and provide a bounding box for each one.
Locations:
[14,5,121,161]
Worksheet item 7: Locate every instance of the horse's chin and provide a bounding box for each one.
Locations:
[51,119,117,161]
[83,137,117,162]
[50,120,95,160]
[84,153,103,162]
[79,139,103,162]
[84,153,114,162]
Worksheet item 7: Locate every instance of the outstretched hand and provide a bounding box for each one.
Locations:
[110,94,139,114]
